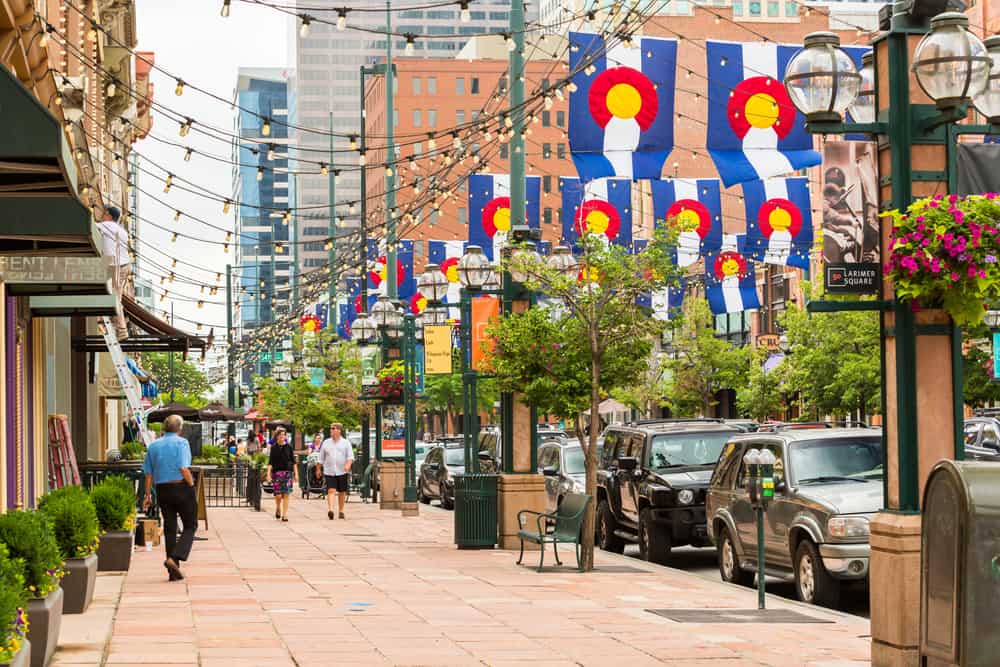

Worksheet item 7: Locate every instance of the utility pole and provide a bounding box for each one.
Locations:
[328,111,337,331]
[270,213,277,375]
[292,174,300,311]
[360,66,370,313]
[384,0,397,300]
[226,263,234,408]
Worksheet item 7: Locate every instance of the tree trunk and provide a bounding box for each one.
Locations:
[579,345,602,573]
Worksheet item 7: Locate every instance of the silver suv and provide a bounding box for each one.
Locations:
[706,427,883,606]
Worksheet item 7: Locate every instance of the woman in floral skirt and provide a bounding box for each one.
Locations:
[265,428,297,521]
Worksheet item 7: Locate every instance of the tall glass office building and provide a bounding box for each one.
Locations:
[232,68,294,384]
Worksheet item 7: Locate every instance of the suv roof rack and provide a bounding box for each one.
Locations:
[972,408,1000,417]
[628,418,725,426]
[757,421,873,432]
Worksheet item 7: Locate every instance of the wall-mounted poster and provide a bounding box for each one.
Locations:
[822,141,880,294]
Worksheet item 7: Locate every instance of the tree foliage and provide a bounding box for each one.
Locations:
[662,300,748,416]
[487,231,680,571]
[736,345,786,422]
[142,352,210,400]
[963,341,1000,408]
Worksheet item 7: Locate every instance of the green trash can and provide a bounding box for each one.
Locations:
[453,474,498,549]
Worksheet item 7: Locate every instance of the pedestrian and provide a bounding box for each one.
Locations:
[141,414,196,581]
[265,427,297,521]
[319,422,354,520]
[307,434,324,483]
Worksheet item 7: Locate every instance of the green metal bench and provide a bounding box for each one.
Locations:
[516,493,591,572]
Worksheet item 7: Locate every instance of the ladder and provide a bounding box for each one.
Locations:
[47,415,80,489]
[99,316,153,445]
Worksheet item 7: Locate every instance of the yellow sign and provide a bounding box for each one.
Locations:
[424,325,453,375]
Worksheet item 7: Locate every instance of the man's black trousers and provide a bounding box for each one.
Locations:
[156,483,197,561]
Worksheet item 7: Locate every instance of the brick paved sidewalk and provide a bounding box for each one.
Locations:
[52,494,872,666]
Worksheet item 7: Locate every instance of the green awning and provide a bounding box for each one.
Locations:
[28,294,120,318]
[0,66,96,256]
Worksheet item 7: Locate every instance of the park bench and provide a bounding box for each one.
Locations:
[516,493,592,572]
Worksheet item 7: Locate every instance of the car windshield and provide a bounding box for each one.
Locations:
[790,437,883,485]
[564,446,585,474]
[444,448,465,466]
[648,433,732,468]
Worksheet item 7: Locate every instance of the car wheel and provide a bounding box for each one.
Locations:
[596,500,625,554]
[638,508,671,565]
[441,489,455,510]
[418,482,430,504]
[794,540,841,607]
[717,527,754,586]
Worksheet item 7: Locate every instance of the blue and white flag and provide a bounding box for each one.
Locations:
[705,248,760,314]
[428,239,466,317]
[568,31,677,181]
[560,177,633,249]
[337,303,352,340]
[706,41,820,187]
[633,239,686,320]
[468,173,541,261]
[314,303,329,330]
[651,179,723,267]
[366,238,416,299]
[742,177,812,269]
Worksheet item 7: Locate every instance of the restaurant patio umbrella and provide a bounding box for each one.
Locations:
[146,401,200,423]
[198,402,245,422]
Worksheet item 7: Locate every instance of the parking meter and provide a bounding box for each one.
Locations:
[743,448,772,609]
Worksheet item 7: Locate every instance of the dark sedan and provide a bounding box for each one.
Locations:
[417,445,465,509]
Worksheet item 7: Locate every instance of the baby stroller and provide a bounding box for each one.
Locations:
[300,451,327,499]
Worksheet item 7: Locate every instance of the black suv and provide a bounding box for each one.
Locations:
[595,419,741,564]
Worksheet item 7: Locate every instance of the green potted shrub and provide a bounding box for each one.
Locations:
[38,487,99,615]
[118,441,145,462]
[0,511,63,667]
[90,477,136,572]
[0,543,29,667]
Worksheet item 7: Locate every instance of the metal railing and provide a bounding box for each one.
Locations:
[199,462,260,510]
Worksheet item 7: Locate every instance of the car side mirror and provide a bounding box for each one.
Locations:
[618,456,638,471]
[542,466,557,477]
[984,437,1000,451]
[775,479,787,493]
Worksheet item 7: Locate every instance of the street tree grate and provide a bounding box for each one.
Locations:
[645,608,833,624]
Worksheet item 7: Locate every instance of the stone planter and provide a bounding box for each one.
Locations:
[96,531,132,572]
[0,638,30,667]
[60,553,97,614]
[26,588,62,667]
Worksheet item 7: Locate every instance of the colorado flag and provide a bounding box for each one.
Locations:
[706,41,820,187]
[560,177,633,249]
[569,32,677,181]
[468,174,540,261]
[742,177,812,269]
[705,249,761,314]
[367,239,416,299]
[429,239,466,318]
[633,239,686,320]
[651,179,723,267]
[337,303,353,340]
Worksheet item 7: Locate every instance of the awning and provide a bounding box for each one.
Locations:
[0,65,98,255]
[763,353,785,374]
[72,295,212,356]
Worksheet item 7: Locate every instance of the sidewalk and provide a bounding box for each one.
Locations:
[52,495,872,666]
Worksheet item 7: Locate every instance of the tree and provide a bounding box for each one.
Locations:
[963,342,1000,408]
[736,345,786,422]
[487,232,679,571]
[662,300,748,417]
[257,370,367,437]
[142,352,210,402]
[611,350,670,418]
[421,373,462,435]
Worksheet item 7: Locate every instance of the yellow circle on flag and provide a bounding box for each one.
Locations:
[721,257,741,276]
[744,92,780,129]
[676,209,701,232]
[494,207,511,232]
[446,264,459,283]
[768,207,792,232]
[585,210,611,235]
[606,83,642,119]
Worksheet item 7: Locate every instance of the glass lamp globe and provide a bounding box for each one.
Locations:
[508,246,541,283]
[423,304,449,326]
[386,301,404,330]
[974,36,1000,124]
[371,296,396,328]
[352,313,377,342]
[913,12,990,110]
[847,51,876,124]
[418,263,449,302]
[784,32,862,122]
[482,266,501,292]
[546,245,579,279]
[457,245,490,289]
[414,313,424,341]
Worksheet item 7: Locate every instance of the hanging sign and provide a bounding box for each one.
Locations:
[471,296,500,371]
[424,325,453,375]
[360,346,380,386]
[309,367,325,387]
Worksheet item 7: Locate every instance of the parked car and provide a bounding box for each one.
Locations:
[417,444,465,509]
[963,417,1000,461]
[595,419,742,564]
[706,427,883,606]
[475,426,502,472]
[724,419,759,433]
[538,441,586,512]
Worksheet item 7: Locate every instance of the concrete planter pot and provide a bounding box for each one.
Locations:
[60,553,97,614]
[26,588,63,667]
[97,531,132,572]
[0,638,30,667]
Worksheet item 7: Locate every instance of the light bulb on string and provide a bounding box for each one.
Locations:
[267,144,276,161]
[163,174,173,193]
[175,79,184,96]
[567,81,578,93]
[184,148,193,161]
[261,117,271,136]
[257,167,264,181]
[358,152,367,166]
[221,0,230,16]
[459,0,471,22]
[299,14,311,38]
[171,233,178,243]
[223,199,232,214]
[334,170,341,184]
[174,210,182,222]
[87,22,98,41]
[179,118,192,137]
[404,34,416,56]
[349,135,358,150]
[106,81,116,98]
[504,33,515,52]
[320,163,328,176]
[336,8,347,30]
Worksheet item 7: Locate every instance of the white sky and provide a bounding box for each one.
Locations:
[133,1,291,360]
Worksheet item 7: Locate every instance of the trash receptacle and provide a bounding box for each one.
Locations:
[454,474,498,549]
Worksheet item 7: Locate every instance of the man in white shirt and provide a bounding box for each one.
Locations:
[319,422,354,519]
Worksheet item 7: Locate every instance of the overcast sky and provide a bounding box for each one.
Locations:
[133,1,291,354]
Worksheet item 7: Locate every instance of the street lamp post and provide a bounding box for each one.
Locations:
[786,8,995,662]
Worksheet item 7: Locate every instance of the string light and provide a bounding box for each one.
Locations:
[171,233,178,243]
[459,0,471,22]
[257,167,264,181]
[504,33,515,52]
[223,199,231,214]
[261,117,271,136]
[87,22,98,42]
[404,34,416,56]
[267,144,276,161]
[349,135,358,151]
[358,152,367,166]
[179,118,192,137]
[385,164,393,176]
[334,170,341,185]
[320,163,328,176]
[184,148,193,161]
[336,8,347,30]
[175,79,184,96]
[174,210,182,222]
[105,81,116,97]
[163,174,173,193]
[299,14,312,38]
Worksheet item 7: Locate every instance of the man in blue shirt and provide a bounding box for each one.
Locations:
[142,415,196,581]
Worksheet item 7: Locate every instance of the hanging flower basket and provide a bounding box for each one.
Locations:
[885,194,1000,326]
[358,361,404,404]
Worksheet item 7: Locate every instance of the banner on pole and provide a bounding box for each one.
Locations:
[424,325,453,375]
[471,296,500,372]
[360,346,380,386]
[309,367,325,387]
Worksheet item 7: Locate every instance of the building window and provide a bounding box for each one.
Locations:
[499,77,508,93]
[427,109,437,127]
[767,1,780,16]
[456,109,466,125]
[412,142,422,156]
[455,77,465,94]
[541,78,550,90]
[556,110,565,127]
[557,143,566,159]
[785,0,798,15]
[471,78,480,94]
[393,108,399,128]
[542,143,552,159]
[412,77,422,94]
[500,144,509,160]
[543,175,552,193]
[543,208,552,226]
[733,1,743,15]
[749,1,761,15]
[430,209,439,225]
[427,77,437,94]
[413,109,422,126]
[542,111,551,127]
[458,207,468,226]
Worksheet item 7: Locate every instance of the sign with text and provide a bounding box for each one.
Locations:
[756,334,782,352]
[382,438,405,457]
[360,346,380,386]
[309,367,324,387]
[825,264,879,294]
[424,325,453,375]
[471,296,500,372]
